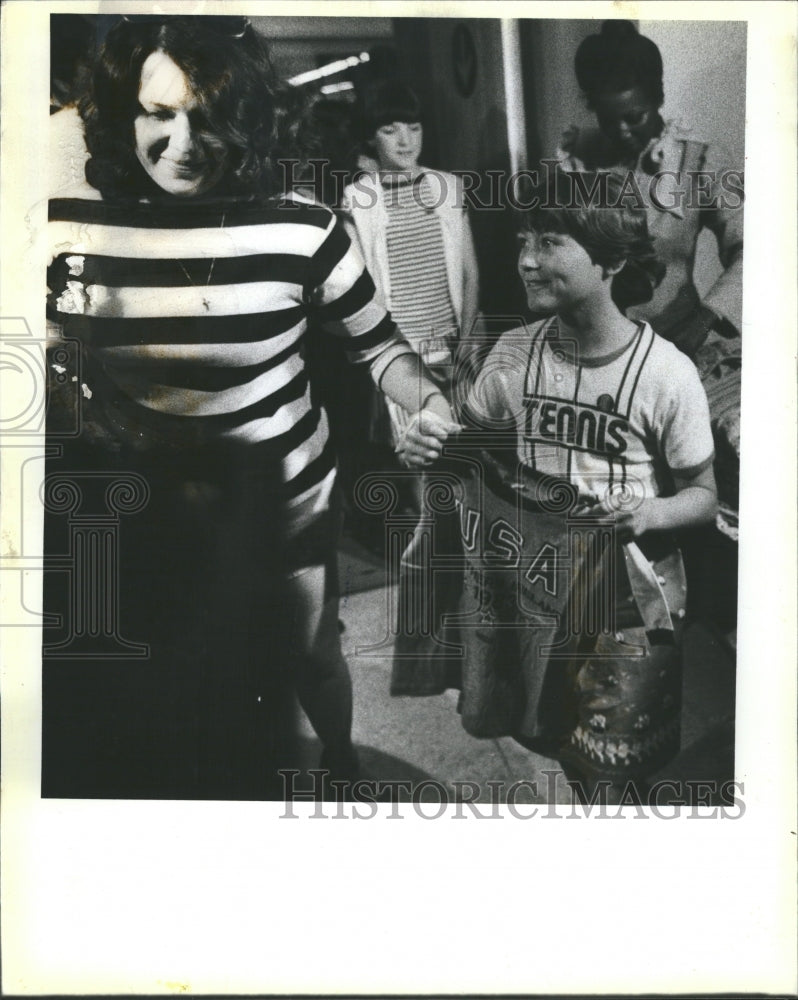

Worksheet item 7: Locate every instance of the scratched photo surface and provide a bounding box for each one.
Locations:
[40,13,745,806]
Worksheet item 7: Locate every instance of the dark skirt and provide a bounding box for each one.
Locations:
[41,359,335,799]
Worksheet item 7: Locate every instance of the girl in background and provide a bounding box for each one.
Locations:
[342,80,479,477]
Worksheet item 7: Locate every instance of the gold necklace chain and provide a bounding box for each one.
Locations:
[177,211,226,287]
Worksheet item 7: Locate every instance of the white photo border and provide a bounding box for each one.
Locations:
[1,1,795,995]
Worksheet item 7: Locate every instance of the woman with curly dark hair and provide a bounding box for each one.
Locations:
[78,15,309,201]
[44,15,459,799]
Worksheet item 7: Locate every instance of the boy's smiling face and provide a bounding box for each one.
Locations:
[517,229,611,314]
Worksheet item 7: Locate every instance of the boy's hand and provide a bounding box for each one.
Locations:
[395,405,463,468]
[571,495,655,544]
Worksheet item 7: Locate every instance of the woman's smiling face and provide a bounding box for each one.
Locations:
[133,50,229,198]
[517,229,609,314]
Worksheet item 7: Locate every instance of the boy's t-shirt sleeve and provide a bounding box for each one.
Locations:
[462,333,526,427]
[652,345,715,476]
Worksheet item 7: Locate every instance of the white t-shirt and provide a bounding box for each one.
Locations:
[464,317,714,504]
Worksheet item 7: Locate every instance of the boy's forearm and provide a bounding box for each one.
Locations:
[646,486,718,533]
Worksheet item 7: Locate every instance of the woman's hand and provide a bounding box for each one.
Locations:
[395,399,462,468]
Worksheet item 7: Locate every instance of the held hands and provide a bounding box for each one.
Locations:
[395,396,462,468]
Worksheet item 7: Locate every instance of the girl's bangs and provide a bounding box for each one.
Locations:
[373,103,422,129]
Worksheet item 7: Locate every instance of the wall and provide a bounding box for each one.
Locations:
[640,19,746,163]
[519,19,597,164]
[251,15,393,80]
